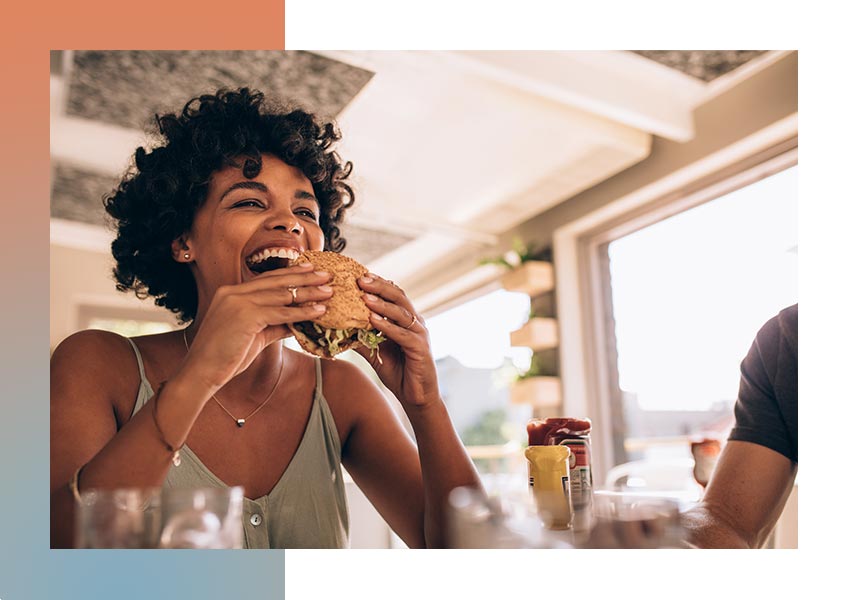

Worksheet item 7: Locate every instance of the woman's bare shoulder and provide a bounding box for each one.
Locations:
[320,356,384,399]
[319,356,390,439]
[50,329,141,397]
[52,329,133,363]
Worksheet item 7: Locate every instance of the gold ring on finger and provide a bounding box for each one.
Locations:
[288,286,298,303]
[404,314,418,330]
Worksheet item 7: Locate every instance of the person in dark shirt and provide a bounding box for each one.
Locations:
[681,304,798,548]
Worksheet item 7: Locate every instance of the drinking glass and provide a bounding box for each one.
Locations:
[581,491,688,548]
[158,486,244,549]
[75,488,161,549]
[446,482,574,549]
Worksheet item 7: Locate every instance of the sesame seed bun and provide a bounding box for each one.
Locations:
[292,250,371,330]
[289,250,382,358]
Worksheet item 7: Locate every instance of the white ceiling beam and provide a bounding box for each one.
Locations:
[50,218,113,253]
[345,210,499,246]
[50,114,145,175]
[442,50,704,142]
[367,231,470,286]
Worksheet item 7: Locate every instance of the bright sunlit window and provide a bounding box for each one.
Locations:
[76,303,180,341]
[427,289,534,473]
[608,165,797,462]
[86,318,175,337]
[429,289,532,371]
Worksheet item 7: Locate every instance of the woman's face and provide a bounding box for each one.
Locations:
[183,153,325,297]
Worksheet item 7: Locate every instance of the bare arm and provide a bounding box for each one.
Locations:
[50,330,211,548]
[51,267,331,547]
[681,440,797,548]
[347,274,484,548]
[332,361,481,549]
[402,397,483,548]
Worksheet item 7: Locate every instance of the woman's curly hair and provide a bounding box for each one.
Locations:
[104,87,355,323]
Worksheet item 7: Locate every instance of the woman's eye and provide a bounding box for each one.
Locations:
[234,199,263,208]
[296,209,318,220]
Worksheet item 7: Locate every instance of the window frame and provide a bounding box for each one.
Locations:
[553,134,798,483]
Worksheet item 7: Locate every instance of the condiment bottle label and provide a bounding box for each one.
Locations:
[524,446,573,530]
[561,439,592,509]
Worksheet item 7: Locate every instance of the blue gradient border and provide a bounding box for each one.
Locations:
[1,3,289,600]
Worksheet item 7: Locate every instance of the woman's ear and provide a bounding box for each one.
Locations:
[171,236,192,263]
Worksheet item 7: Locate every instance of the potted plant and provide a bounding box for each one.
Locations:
[510,308,559,351]
[509,355,561,408]
[482,238,554,297]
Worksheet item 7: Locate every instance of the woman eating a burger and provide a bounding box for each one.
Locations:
[50,88,483,549]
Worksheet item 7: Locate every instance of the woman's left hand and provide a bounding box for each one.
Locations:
[355,273,439,408]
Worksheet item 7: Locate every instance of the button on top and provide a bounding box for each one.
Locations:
[250,513,263,527]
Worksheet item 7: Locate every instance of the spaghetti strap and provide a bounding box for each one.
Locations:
[126,337,148,382]
[313,357,323,396]
[126,337,155,415]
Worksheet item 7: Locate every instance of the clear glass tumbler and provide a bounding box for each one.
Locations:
[158,486,244,549]
[75,488,162,549]
[581,491,687,548]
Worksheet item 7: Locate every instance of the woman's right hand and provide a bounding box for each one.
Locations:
[176,263,332,394]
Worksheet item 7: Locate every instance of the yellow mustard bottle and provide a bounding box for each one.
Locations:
[525,445,573,530]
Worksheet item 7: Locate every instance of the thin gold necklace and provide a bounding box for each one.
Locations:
[182,328,283,428]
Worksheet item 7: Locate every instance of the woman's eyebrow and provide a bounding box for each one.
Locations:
[294,189,317,202]
[220,181,268,201]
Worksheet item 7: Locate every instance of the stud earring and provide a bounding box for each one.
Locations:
[184,253,190,260]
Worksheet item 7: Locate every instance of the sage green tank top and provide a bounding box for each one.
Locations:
[126,338,350,549]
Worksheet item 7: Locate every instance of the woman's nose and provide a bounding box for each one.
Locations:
[266,210,303,234]
[275,220,303,235]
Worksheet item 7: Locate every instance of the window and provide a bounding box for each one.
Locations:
[85,318,175,337]
[606,165,797,468]
[77,303,179,338]
[426,288,533,481]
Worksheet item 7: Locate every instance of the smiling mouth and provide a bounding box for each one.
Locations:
[246,247,301,274]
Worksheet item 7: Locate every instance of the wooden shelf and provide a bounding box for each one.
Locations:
[510,317,559,351]
[500,261,554,297]
[505,261,560,411]
[510,376,561,408]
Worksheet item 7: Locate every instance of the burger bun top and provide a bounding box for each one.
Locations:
[292,250,371,330]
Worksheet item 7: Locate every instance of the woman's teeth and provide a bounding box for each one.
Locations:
[246,247,300,273]
[246,247,300,266]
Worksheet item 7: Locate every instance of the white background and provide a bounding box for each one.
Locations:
[284,1,848,598]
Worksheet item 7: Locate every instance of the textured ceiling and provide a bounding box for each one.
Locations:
[51,51,410,265]
[631,50,767,82]
[50,163,120,228]
[65,50,374,129]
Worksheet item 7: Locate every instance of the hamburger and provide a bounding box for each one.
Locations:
[288,250,386,359]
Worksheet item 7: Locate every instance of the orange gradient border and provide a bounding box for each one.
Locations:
[1,2,285,599]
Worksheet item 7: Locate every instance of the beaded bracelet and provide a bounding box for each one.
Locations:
[152,381,182,467]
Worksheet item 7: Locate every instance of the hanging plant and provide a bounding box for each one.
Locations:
[480,237,539,270]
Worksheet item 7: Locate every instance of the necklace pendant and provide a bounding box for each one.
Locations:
[236,418,246,428]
